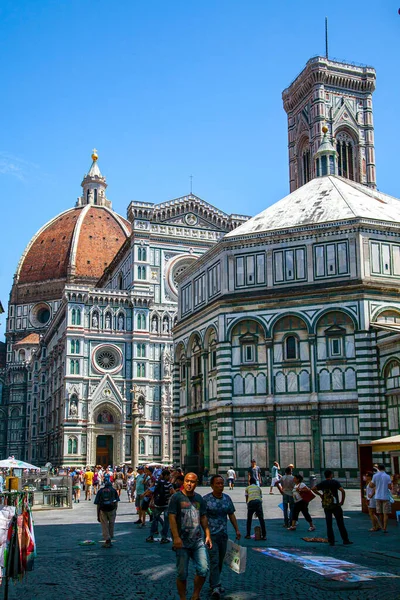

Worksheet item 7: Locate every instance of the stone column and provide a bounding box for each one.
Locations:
[130,386,141,468]
[86,423,95,465]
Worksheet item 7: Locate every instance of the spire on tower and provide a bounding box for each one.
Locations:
[87,148,102,178]
[76,149,111,208]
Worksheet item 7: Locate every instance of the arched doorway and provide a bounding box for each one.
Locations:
[96,409,115,466]
[91,405,123,467]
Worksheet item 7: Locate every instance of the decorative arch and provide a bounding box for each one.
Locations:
[312,308,358,333]
[174,341,187,361]
[270,312,311,336]
[116,308,126,331]
[93,403,121,425]
[187,330,204,351]
[226,316,267,339]
[382,358,400,390]
[151,312,160,333]
[68,436,78,454]
[371,307,400,325]
[204,325,218,349]
[90,374,124,419]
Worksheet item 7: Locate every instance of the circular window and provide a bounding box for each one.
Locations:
[93,345,122,374]
[37,307,50,324]
[165,254,198,301]
[30,302,51,328]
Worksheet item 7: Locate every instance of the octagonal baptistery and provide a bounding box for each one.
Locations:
[11,156,131,305]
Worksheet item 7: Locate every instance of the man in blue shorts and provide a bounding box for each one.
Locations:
[169,472,212,600]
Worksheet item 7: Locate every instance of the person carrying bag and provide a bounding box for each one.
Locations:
[288,474,316,532]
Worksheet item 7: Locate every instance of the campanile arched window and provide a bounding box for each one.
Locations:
[336,131,356,181]
[298,138,311,186]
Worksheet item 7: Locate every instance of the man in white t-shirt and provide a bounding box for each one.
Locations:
[227,468,236,490]
[372,464,392,533]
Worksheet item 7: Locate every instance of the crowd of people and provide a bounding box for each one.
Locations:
[64,459,396,600]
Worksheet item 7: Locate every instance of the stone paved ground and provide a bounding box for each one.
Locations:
[4,488,400,599]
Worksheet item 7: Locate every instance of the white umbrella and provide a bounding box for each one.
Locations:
[0,458,40,470]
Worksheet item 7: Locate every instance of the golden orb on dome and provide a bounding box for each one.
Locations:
[322,125,328,134]
[91,148,98,161]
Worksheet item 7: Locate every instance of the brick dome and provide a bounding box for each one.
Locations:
[16,205,131,286]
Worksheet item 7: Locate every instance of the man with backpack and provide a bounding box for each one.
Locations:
[312,470,352,547]
[146,469,174,544]
[94,475,120,547]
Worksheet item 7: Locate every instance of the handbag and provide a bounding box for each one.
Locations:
[223,539,247,574]
[388,491,395,504]
[298,486,315,503]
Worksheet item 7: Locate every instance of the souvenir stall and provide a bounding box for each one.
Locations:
[359,435,400,518]
[0,491,36,600]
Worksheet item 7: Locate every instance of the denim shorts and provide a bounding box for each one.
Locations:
[175,542,209,581]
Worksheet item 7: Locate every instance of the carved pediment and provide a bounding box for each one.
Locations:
[89,374,124,418]
[152,194,239,232]
[332,100,359,133]
[161,214,222,231]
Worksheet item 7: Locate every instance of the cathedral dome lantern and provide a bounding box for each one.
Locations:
[314,125,337,178]
[78,149,111,208]
[11,153,131,304]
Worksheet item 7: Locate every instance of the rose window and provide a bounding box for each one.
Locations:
[165,255,198,300]
[93,345,122,373]
[97,350,116,369]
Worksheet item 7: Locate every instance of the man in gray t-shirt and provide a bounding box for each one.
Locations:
[277,467,295,528]
[169,473,212,600]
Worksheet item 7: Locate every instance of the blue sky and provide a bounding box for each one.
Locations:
[1,1,399,336]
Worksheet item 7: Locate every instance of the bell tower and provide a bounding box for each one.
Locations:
[282,56,377,192]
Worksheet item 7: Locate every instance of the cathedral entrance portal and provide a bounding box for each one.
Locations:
[96,435,113,467]
[88,404,124,467]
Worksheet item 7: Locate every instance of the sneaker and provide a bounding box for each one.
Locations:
[104,539,112,548]
[343,540,353,545]
[146,536,154,543]
[308,526,316,532]
[133,520,141,524]
[160,538,170,544]
[211,588,221,599]
[245,535,251,539]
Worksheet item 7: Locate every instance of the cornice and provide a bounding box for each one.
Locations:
[282,56,376,114]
